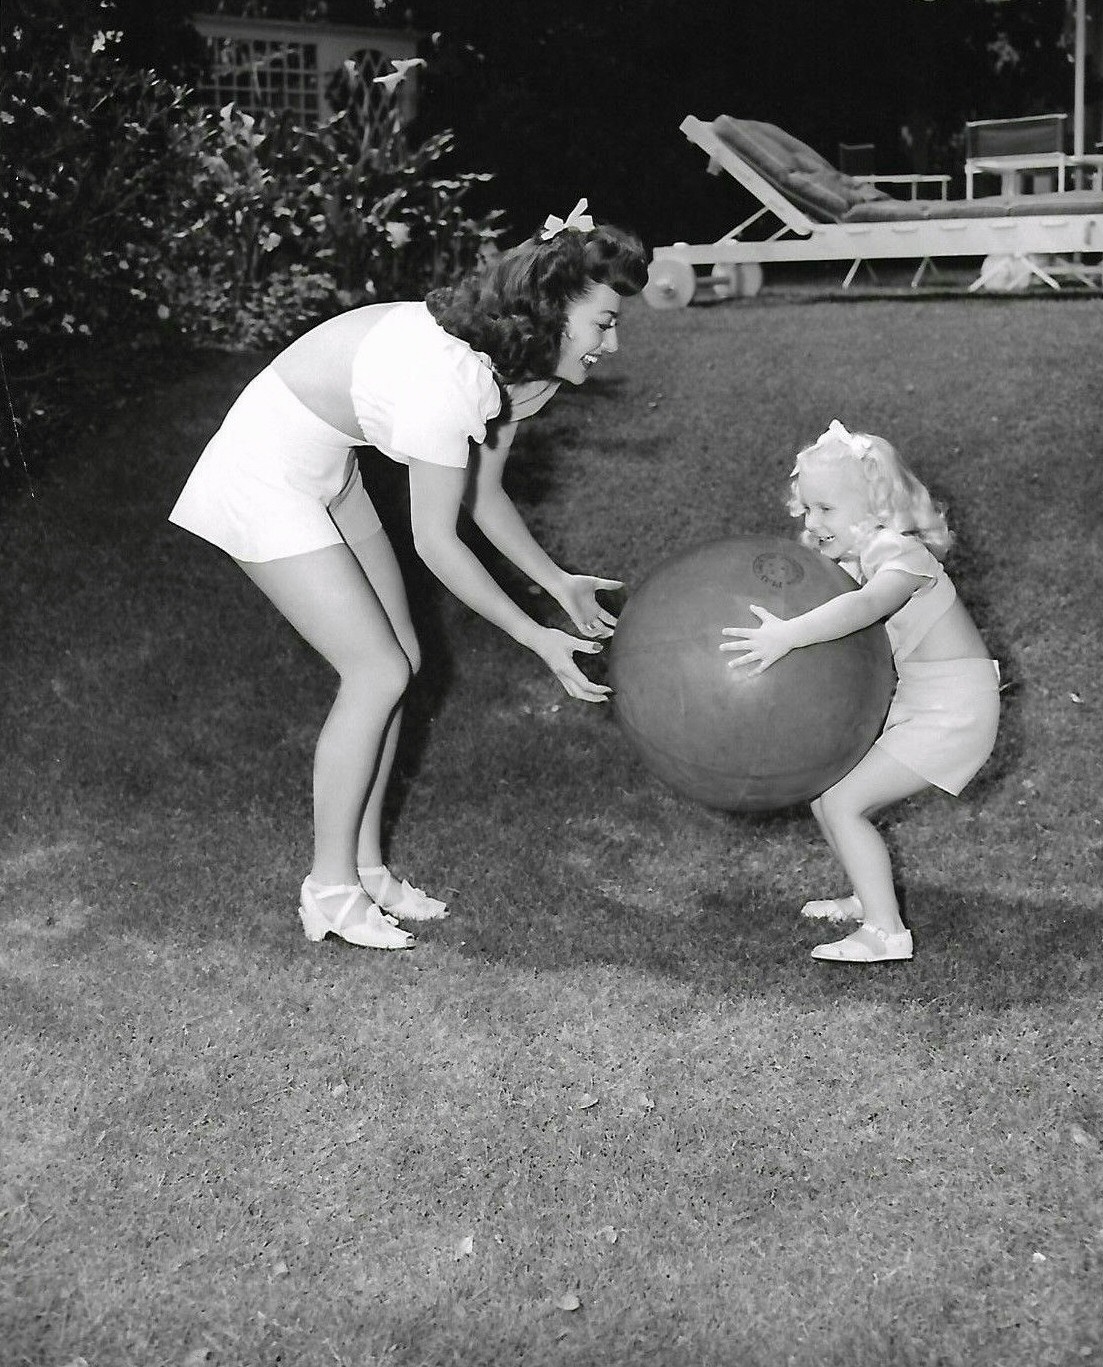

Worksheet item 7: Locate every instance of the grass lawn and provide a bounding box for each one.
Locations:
[2,291,1102,1367]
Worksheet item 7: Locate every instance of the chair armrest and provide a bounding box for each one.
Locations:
[852,173,951,200]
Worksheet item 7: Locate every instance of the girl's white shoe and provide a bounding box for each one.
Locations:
[811,922,913,963]
[299,877,414,949]
[800,895,863,922]
[358,865,448,921]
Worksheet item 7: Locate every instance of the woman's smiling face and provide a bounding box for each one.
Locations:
[555,281,621,385]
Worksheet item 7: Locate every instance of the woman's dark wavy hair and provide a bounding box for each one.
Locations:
[425,223,648,383]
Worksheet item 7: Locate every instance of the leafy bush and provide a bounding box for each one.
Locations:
[153,103,342,350]
[157,101,502,348]
[1,5,502,479]
[0,19,198,472]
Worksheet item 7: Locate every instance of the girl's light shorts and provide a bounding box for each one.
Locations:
[875,657,1000,795]
[168,368,382,562]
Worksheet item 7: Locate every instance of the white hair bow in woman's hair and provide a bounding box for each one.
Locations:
[541,197,595,240]
[814,418,873,457]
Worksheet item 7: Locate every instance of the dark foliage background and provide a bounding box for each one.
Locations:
[409,0,1083,245]
[2,0,1093,490]
[58,0,1088,248]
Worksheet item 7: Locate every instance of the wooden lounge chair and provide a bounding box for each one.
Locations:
[644,116,1103,304]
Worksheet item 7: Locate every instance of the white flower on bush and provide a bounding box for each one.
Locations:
[385,221,411,249]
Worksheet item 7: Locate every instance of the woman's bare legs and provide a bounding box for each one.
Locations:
[237,538,411,886]
[813,744,931,936]
[342,530,421,870]
[342,532,447,920]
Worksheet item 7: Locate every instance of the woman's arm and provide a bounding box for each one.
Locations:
[466,423,622,636]
[407,458,611,701]
[720,569,918,674]
[466,422,566,594]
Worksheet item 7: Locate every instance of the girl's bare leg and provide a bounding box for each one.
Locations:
[237,541,411,885]
[809,795,839,860]
[813,745,931,935]
[802,796,862,919]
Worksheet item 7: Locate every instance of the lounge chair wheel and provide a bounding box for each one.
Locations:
[643,257,696,309]
[738,262,764,297]
[709,263,742,298]
[707,262,765,300]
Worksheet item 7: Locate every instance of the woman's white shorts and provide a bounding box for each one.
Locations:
[168,368,382,562]
[875,657,1000,795]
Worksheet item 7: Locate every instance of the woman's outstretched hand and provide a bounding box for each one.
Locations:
[720,605,797,674]
[532,626,612,702]
[556,573,624,639]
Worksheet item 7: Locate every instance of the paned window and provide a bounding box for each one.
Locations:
[192,14,421,132]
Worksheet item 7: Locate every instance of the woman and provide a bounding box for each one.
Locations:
[169,201,648,949]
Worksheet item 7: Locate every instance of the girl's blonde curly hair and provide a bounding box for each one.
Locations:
[787,423,954,560]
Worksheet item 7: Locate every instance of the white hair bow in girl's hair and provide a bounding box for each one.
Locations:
[540,198,595,240]
[814,419,873,457]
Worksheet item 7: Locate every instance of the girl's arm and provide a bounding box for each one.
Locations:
[720,569,918,674]
[406,457,611,702]
[466,422,622,637]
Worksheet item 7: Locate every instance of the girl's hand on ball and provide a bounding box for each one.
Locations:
[720,605,795,674]
[534,626,612,702]
[557,573,623,639]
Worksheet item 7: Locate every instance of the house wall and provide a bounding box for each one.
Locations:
[191,13,421,127]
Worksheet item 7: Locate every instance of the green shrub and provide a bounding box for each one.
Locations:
[152,102,342,349]
[1,6,502,478]
[156,102,502,348]
[0,24,193,353]
[303,108,503,304]
[0,20,197,471]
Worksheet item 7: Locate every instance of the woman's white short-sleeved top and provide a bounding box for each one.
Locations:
[351,303,502,465]
[169,303,505,562]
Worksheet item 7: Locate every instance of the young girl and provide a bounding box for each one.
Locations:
[720,420,999,963]
[169,202,648,951]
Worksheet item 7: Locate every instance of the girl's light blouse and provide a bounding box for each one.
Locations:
[846,528,957,662]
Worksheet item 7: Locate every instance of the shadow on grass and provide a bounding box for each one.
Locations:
[43,859,1099,1052]
[439,878,1100,1016]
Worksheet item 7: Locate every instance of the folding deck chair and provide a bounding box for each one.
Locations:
[644,116,1103,304]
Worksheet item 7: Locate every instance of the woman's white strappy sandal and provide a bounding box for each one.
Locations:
[299,877,415,949]
[358,866,448,921]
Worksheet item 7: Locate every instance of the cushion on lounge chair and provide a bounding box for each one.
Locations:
[711,116,1103,226]
[711,116,890,223]
[843,189,1103,222]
